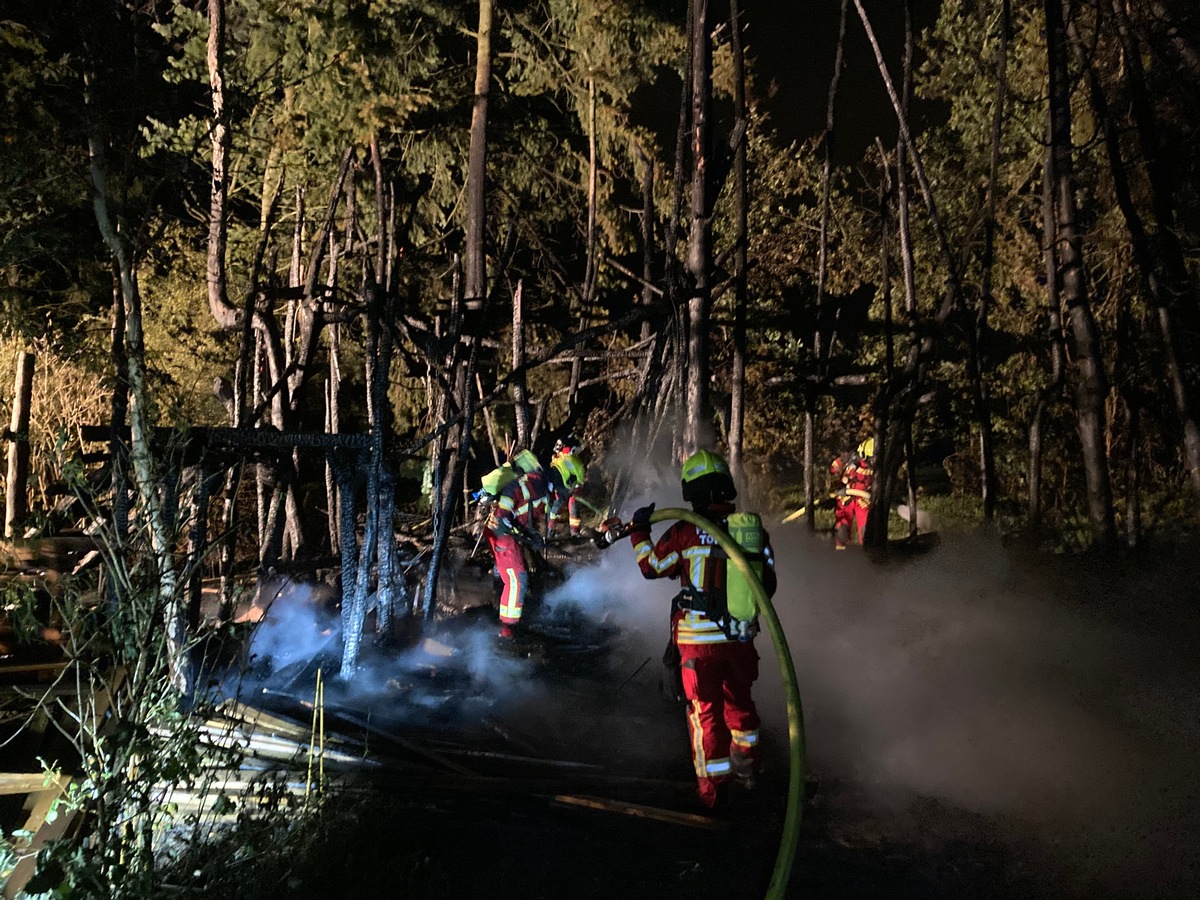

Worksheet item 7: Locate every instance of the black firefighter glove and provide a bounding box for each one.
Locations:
[630,502,655,531]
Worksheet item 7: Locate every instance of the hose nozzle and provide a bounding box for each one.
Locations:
[593,516,631,549]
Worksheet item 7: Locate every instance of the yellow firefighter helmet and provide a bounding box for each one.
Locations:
[680,450,736,505]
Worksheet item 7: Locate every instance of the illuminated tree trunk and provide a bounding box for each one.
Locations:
[1045,0,1116,546]
[1029,130,1067,530]
[512,279,530,446]
[804,0,849,532]
[1111,0,1200,517]
[87,95,190,695]
[970,0,1008,522]
[425,0,491,617]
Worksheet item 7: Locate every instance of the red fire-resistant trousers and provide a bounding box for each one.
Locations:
[834,498,868,549]
[678,639,761,808]
[487,533,528,626]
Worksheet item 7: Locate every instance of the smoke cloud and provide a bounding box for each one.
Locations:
[759,526,1200,896]
[225,447,1200,896]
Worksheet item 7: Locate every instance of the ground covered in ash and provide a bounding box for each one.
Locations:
[222,530,1200,899]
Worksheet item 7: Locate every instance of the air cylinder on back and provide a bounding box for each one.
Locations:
[725,512,764,628]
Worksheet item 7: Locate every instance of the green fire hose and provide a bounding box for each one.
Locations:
[647,508,805,899]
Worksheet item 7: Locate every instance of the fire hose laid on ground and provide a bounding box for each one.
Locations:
[603,508,806,899]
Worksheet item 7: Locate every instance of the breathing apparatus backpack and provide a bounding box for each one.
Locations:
[480,463,517,498]
[724,512,765,641]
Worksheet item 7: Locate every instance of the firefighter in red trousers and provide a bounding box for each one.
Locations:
[551,435,587,536]
[549,453,587,536]
[628,450,778,811]
[830,438,874,549]
[485,449,555,639]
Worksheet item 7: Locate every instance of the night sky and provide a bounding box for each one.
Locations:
[744,0,943,158]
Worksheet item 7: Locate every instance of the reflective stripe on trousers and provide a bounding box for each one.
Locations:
[498,568,528,624]
[678,638,761,807]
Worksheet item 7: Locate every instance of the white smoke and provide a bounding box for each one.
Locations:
[757,527,1200,896]
[243,580,340,673]
[543,536,676,629]
[225,441,1200,895]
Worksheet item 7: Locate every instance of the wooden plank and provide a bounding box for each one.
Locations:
[0,661,69,677]
[328,709,478,776]
[214,699,321,743]
[2,777,73,899]
[551,794,724,830]
[3,666,123,899]
[431,746,604,770]
[0,772,67,796]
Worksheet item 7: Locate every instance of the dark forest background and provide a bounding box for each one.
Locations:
[3,1,1200,895]
[5,0,1200,557]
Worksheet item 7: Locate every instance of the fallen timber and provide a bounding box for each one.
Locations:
[1,519,761,897]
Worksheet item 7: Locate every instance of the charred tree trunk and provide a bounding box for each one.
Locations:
[344,136,400,669]
[727,0,749,485]
[512,279,529,447]
[342,306,384,677]
[369,136,398,637]
[1045,0,1116,546]
[5,352,34,539]
[683,0,713,454]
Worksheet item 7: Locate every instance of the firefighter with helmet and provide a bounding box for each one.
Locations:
[830,437,875,549]
[551,435,588,536]
[549,453,587,536]
[484,449,555,639]
[628,450,778,811]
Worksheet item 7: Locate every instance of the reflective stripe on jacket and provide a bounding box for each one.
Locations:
[487,471,552,537]
[630,508,777,645]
